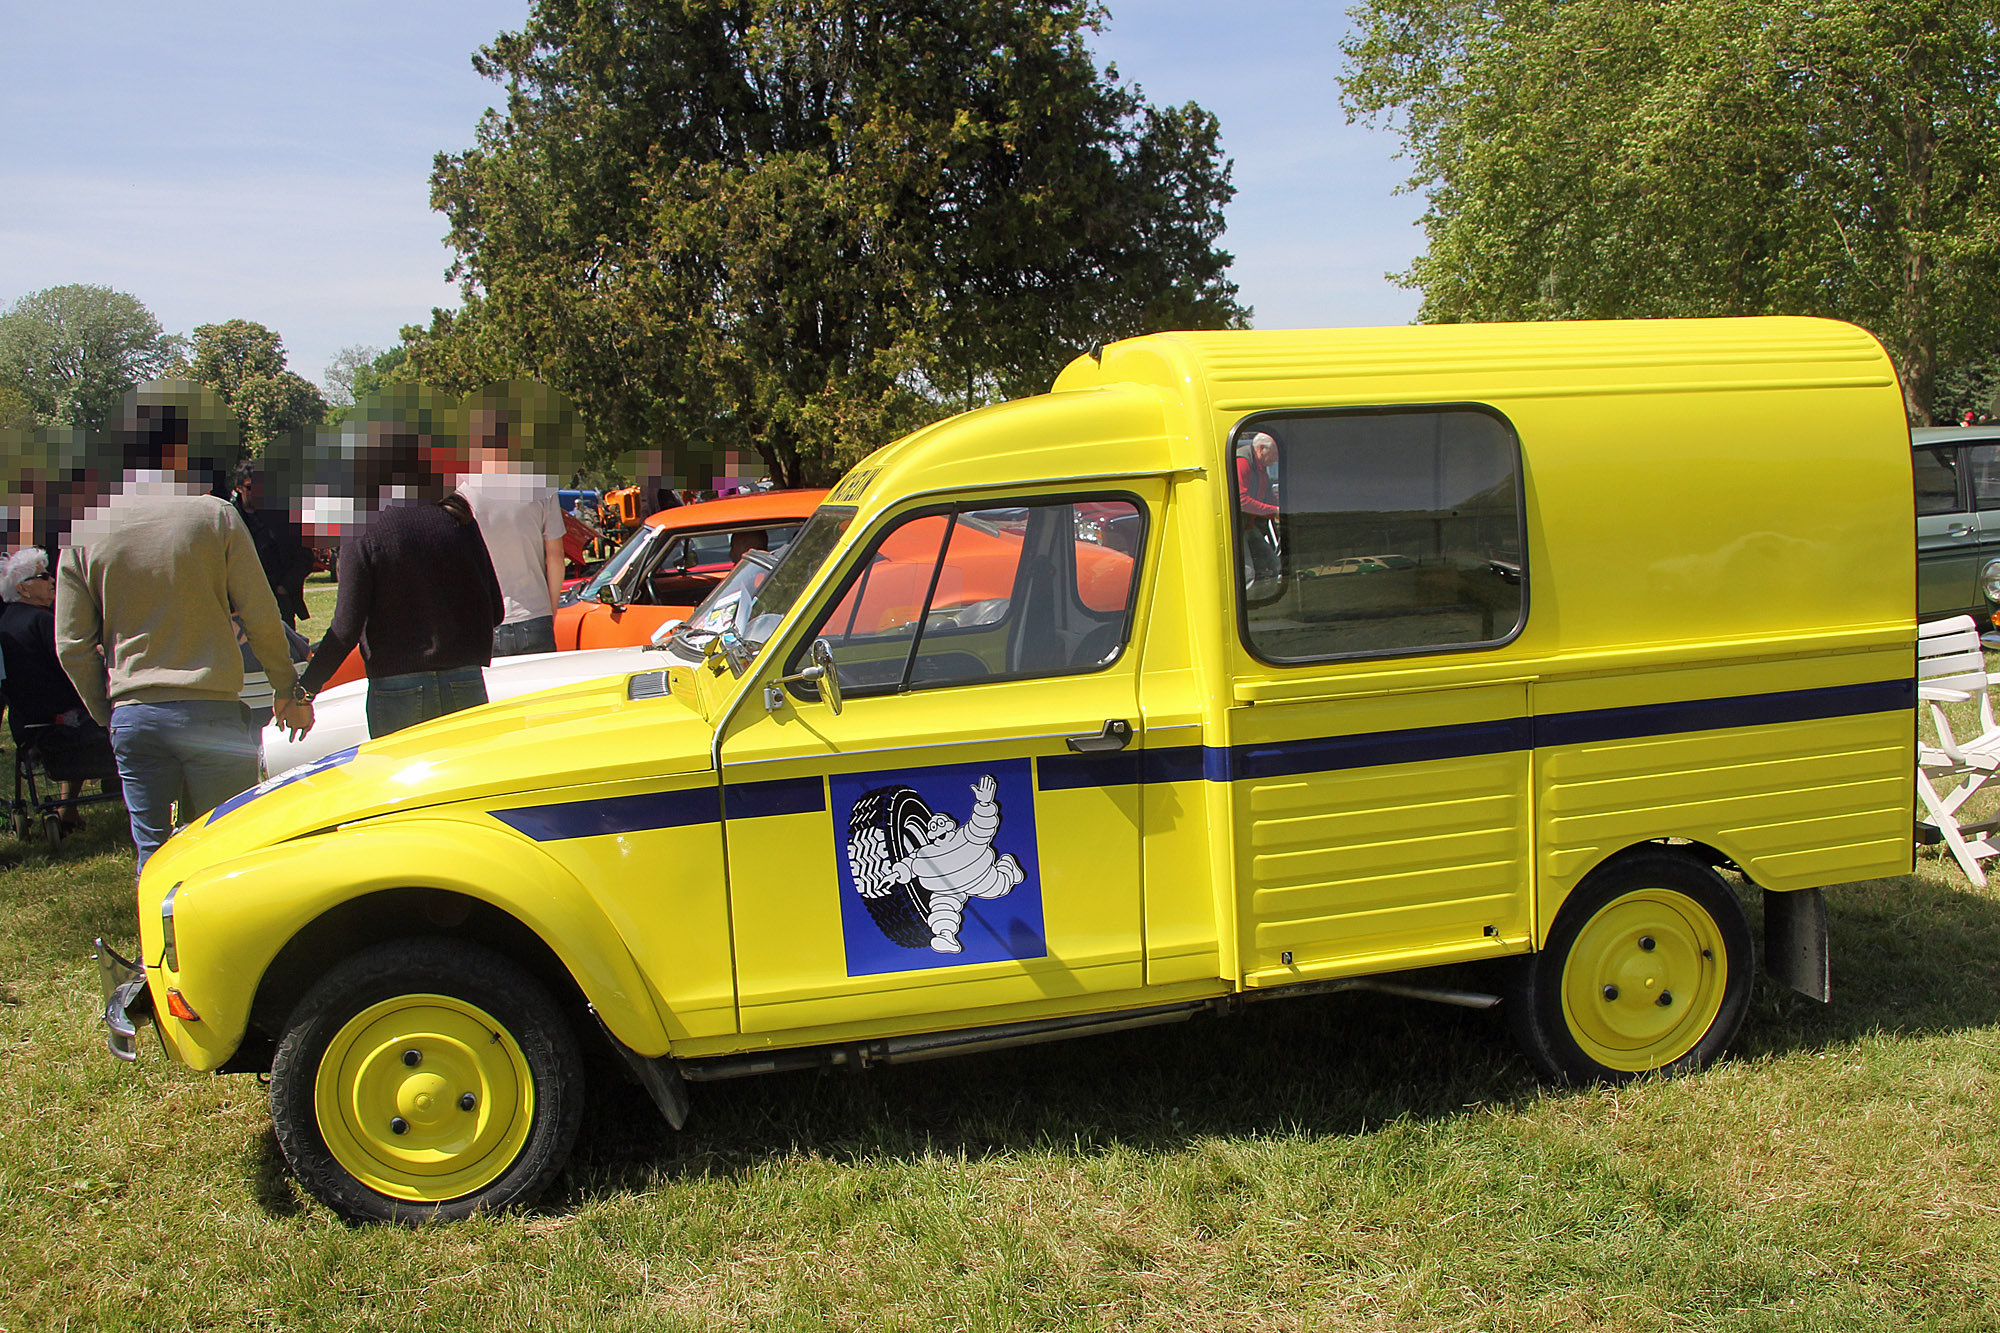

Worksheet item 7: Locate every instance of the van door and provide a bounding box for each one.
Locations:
[717,490,1158,1036]
[1224,408,1534,984]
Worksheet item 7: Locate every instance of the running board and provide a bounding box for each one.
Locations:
[610,976,1502,1127]
[678,999,1223,1083]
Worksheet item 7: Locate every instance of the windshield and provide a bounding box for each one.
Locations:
[576,524,662,602]
[665,506,855,661]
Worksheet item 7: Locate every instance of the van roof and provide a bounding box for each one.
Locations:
[1063,317,1895,412]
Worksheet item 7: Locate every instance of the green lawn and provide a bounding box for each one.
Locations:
[3,730,1999,1328]
[301,569,338,630]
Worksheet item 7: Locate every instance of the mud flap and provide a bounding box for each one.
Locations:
[1763,886,1829,1003]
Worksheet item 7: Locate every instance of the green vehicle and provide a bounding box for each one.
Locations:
[1914,425,2000,628]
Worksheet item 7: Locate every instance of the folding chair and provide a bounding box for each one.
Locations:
[8,718,123,855]
[1916,615,2000,883]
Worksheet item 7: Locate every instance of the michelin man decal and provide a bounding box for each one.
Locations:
[835,759,1045,974]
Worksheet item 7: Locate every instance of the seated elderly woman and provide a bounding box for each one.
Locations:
[0,548,119,830]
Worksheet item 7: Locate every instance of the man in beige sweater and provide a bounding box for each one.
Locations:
[57,450,312,871]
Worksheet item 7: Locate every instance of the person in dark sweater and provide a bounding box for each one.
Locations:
[295,440,505,739]
[231,458,313,629]
[0,547,118,829]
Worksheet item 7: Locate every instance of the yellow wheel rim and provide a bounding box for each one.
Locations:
[314,994,535,1203]
[1560,888,1728,1073]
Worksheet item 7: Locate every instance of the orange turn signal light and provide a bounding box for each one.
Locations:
[165,989,201,1023]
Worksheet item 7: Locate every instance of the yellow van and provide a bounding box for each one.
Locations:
[97,317,1917,1221]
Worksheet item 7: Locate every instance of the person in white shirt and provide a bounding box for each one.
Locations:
[454,406,564,657]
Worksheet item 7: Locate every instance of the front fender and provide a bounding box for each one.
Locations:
[153,817,674,1071]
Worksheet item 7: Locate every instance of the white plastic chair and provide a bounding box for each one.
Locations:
[1917,615,2000,883]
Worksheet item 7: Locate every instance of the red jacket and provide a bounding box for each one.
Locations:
[1236,454,1279,518]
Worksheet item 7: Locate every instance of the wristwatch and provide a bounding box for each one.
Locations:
[290,683,315,704]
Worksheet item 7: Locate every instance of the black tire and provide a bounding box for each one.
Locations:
[1507,849,1754,1083]
[847,785,937,948]
[12,806,31,841]
[42,814,62,854]
[270,938,585,1224]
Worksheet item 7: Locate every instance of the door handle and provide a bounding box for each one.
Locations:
[1949,524,1975,537]
[1066,719,1133,753]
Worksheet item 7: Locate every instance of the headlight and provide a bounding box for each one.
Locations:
[1982,560,2000,604]
[161,881,180,971]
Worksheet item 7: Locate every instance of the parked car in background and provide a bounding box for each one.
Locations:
[556,489,828,648]
[263,643,666,775]
[1915,424,2000,627]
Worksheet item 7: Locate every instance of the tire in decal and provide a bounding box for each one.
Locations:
[847,784,938,948]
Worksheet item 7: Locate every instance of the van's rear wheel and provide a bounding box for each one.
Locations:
[1508,850,1753,1082]
[270,939,583,1223]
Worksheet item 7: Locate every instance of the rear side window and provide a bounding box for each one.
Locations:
[1967,446,2000,511]
[1915,447,1962,516]
[1235,408,1526,663]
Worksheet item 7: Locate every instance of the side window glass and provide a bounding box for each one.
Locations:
[1967,446,2000,511]
[1236,409,1526,662]
[1915,447,1961,516]
[793,497,1144,697]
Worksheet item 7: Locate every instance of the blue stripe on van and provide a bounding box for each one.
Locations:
[724,775,826,819]
[1532,677,1914,747]
[498,679,1915,830]
[492,786,720,841]
[1033,678,1913,792]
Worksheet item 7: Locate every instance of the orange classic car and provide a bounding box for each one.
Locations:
[557,489,830,649]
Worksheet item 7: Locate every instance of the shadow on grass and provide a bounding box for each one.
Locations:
[560,868,2000,1206]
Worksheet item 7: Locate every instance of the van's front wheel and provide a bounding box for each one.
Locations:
[270,939,584,1223]
[1509,851,1753,1082]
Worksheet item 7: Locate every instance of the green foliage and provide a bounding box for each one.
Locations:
[416,0,1246,486]
[188,319,330,453]
[1341,0,2000,424]
[319,344,382,410]
[0,378,30,428]
[0,284,185,430]
[349,345,411,401]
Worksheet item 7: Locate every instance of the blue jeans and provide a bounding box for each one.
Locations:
[492,616,557,657]
[108,700,259,872]
[365,666,488,739]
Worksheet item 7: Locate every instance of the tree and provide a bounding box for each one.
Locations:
[1340,0,2000,423]
[0,284,186,430]
[189,319,329,453]
[418,0,1246,486]
[321,344,383,409]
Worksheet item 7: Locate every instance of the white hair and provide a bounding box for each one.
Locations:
[0,547,49,603]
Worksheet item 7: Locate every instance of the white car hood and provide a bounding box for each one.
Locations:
[264,645,668,774]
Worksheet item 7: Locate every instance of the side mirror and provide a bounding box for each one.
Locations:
[595,585,625,611]
[810,638,842,715]
[763,637,844,716]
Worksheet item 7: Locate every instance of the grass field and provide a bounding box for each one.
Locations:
[4,700,1999,1328]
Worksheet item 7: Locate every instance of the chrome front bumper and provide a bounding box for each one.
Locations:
[94,938,152,1062]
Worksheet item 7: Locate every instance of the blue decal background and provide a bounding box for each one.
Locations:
[831,757,1045,977]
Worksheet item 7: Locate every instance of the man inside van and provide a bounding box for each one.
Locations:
[1236,430,1281,592]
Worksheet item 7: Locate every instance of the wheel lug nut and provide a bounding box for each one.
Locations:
[1638,936,1655,952]
[459,1093,476,1111]
[1602,984,1619,1000]
[390,1117,409,1135]
[1657,991,1673,1007]
[401,1049,422,1067]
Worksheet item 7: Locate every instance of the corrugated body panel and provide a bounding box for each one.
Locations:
[1227,683,1533,983]
[1234,743,1532,978]
[1537,709,1913,936]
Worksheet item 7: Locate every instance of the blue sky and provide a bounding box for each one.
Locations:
[0,2,1425,392]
